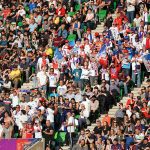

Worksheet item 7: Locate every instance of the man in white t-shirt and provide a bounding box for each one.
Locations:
[37,67,48,93]
[66,112,75,146]
[9,91,19,108]
[37,53,50,71]
[131,53,142,87]
[47,68,58,94]
[46,104,54,128]
[27,96,37,110]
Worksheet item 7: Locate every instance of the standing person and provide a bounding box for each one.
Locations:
[72,63,82,89]
[1,122,12,138]
[57,80,67,96]
[115,103,124,126]
[9,90,19,108]
[37,67,48,94]
[46,103,54,128]
[42,120,54,150]
[66,112,75,147]
[126,0,136,23]
[37,53,50,71]
[131,53,142,87]
[89,57,98,86]
[33,121,42,138]
[47,68,58,94]
[80,63,90,91]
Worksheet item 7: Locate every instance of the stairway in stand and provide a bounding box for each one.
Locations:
[61,14,117,150]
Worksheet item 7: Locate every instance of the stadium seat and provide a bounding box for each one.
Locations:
[97,9,107,21]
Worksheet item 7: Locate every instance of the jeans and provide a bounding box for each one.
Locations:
[127,11,135,23]
[78,118,86,130]
[119,81,128,95]
[81,79,89,90]
[74,80,82,89]
[89,76,98,86]
[132,70,141,87]
[122,68,130,77]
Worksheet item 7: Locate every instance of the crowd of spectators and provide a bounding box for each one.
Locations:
[0,0,150,150]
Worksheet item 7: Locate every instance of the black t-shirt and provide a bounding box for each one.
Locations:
[102,126,110,135]
[0,111,5,124]
[42,125,54,140]
[7,39,14,48]
[9,10,17,18]
[140,142,150,150]
[20,62,29,70]
[93,126,103,135]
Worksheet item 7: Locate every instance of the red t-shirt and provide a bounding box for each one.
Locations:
[110,67,119,79]
[141,107,150,118]
[3,9,11,18]
[56,7,66,17]
[126,99,134,108]
[145,38,150,50]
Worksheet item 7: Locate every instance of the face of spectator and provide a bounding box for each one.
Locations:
[4,112,9,117]
[113,140,118,145]
[96,120,101,127]
[80,139,85,146]
[46,120,51,127]
[135,129,140,134]
[59,81,63,86]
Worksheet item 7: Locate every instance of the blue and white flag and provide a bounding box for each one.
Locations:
[143,54,150,72]
[98,44,106,57]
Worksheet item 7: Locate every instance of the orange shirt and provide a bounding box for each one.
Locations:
[95,41,102,50]
[102,116,111,126]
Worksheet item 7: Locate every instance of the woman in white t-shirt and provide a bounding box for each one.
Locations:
[34,121,42,138]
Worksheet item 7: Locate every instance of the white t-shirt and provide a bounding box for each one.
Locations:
[38,106,45,112]
[133,17,142,27]
[127,0,135,12]
[20,102,27,110]
[37,57,49,70]
[27,101,37,110]
[57,85,67,95]
[75,93,83,102]
[131,57,142,71]
[10,94,19,107]
[84,45,91,55]
[46,108,54,123]
[110,26,119,40]
[80,68,90,80]
[34,125,42,138]
[37,71,47,86]
[18,9,26,16]
[47,74,57,87]
[67,116,75,133]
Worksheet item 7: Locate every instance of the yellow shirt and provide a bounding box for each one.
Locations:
[45,48,53,57]
[9,69,21,80]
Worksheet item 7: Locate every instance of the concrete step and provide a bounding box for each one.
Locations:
[62,146,70,150]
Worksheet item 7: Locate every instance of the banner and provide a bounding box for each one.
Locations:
[143,54,150,72]
[0,139,41,150]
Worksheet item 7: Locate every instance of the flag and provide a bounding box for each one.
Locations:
[143,54,150,72]
[98,44,106,57]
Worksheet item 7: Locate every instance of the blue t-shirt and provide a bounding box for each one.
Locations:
[125,136,134,148]
[72,68,82,81]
